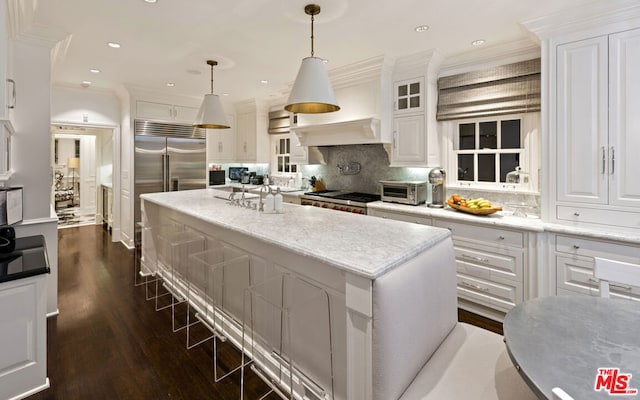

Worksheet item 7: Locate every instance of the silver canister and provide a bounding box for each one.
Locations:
[428,168,446,208]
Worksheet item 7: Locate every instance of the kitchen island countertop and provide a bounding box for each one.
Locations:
[141,188,451,279]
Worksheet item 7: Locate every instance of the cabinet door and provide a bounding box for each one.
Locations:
[0,0,9,121]
[206,130,235,162]
[236,113,256,161]
[392,115,426,165]
[393,77,424,114]
[136,100,175,121]
[556,37,608,205]
[609,28,640,208]
[172,105,199,124]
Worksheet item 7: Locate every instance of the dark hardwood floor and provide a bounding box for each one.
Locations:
[27,225,502,400]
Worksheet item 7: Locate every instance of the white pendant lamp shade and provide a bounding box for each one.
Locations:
[285,57,340,113]
[285,4,339,114]
[195,93,229,129]
[194,60,230,129]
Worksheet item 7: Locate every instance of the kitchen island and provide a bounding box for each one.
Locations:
[140,188,455,400]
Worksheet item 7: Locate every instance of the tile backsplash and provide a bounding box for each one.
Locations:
[299,144,432,194]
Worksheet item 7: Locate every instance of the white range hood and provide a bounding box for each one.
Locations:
[291,117,385,147]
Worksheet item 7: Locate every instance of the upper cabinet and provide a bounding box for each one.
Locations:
[555,28,640,229]
[135,100,199,124]
[0,0,14,181]
[234,99,269,163]
[390,51,441,167]
[206,115,235,163]
[393,77,424,114]
[0,0,15,124]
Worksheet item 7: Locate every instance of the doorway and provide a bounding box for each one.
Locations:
[51,125,114,229]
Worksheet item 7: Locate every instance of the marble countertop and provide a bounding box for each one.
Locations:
[367,201,640,244]
[368,201,545,232]
[141,189,451,279]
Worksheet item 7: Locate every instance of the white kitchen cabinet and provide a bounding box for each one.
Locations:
[0,0,14,123]
[391,115,426,165]
[136,100,199,124]
[235,111,257,161]
[0,275,48,400]
[234,100,268,163]
[368,208,432,225]
[389,51,441,167]
[206,115,235,162]
[393,77,424,114]
[555,28,640,227]
[554,233,640,300]
[433,218,527,319]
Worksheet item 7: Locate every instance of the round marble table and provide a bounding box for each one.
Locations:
[503,296,640,399]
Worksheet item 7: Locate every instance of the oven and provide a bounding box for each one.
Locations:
[300,191,380,215]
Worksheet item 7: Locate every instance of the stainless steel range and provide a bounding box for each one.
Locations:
[300,191,381,215]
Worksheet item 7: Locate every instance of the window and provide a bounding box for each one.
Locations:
[272,134,297,174]
[455,117,523,186]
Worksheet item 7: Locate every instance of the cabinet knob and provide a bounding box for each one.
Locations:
[498,236,505,240]
[573,212,580,217]
[573,245,580,250]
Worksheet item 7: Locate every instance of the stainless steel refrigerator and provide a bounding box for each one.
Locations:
[134,120,207,224]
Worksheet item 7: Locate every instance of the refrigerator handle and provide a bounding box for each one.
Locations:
[162,154,168,192]
[167,154,179,191]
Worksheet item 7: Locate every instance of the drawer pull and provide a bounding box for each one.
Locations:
[461,281,490,292]
[573,212,580,217]
[461,254,490,263]
[498,236,505,240]
[573,245,580,250]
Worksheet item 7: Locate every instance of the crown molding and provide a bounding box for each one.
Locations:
[523,0,640,39]
[439,38,540,78]
[7,0,69,48]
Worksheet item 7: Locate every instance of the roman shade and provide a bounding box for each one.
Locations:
[436,58,541,121]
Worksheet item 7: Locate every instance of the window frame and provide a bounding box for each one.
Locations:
[447,113,540,193]
[270,133,297,175]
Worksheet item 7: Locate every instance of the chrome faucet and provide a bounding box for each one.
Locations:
[258,183,270,212]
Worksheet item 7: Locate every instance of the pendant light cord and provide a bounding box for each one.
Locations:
[210,64,214,94]
[310,13,315,57]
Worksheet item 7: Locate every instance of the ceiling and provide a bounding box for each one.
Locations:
[28,0,597,106]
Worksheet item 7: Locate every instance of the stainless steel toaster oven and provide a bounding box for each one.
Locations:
[379,181,427,205]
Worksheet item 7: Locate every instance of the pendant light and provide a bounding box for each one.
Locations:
[194,60,230,129]
[285,4,340,114]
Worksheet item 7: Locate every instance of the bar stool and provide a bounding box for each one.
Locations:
[186,245,252,383]
[155,228,205,333]
[240,273,335,400]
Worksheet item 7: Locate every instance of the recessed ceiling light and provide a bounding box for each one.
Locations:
[90,69,101,74]
[471,39,486,46]
[144,0,157,3]
[107,42,121,48]
[322,59,329,64]
[166,82,175,87]
[260,80,269,84]
[81,80,92,88]
[414,25,429,33]
[222,93,229,96]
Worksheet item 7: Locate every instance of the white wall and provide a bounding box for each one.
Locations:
[51,86,120,126]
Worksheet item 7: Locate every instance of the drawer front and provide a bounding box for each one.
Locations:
[369,209,431,225]
[555,235,640,264]
[434,219,524,247]
[557,205,640,230]
[556,255,640,300]
[454,243,523,282]
[457,273,522,313]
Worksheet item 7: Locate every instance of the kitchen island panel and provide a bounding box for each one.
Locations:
[140,189,455,400]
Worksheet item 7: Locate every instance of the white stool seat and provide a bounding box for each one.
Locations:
[398,323,537,400]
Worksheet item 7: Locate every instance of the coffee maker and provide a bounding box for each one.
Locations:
[428,168,446,208]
